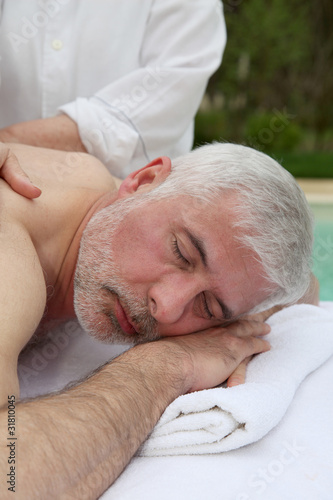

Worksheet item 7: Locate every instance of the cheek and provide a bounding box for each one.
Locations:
[158,316,215,337]
[114,223,166,282]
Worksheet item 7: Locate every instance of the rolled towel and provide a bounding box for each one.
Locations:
[139,304,333,456]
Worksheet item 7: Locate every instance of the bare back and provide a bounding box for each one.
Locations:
[0,144,118,400]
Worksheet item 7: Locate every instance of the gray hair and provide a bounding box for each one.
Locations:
[146,142,314,312]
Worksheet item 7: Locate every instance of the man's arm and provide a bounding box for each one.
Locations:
[0,226,46,406]
[0,321,270,499]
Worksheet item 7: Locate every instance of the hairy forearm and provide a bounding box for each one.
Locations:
[0,319,269,498]
[0,115,86,153]
[0,342,189,499]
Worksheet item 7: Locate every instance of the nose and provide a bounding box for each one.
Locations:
[148,274,202,324]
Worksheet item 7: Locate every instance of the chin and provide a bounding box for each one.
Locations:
[74,298,133,345]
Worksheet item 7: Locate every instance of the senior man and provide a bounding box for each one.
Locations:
[0,142,316,498]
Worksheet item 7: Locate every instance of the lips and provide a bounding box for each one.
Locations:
[115,299,137,335]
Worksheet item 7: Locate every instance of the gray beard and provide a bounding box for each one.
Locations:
[73,195,159,344]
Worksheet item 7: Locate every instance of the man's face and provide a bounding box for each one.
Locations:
[74,191,270,344]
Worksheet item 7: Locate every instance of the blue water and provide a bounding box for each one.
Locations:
[311,204,333,301]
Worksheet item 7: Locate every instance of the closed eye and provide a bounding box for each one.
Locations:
[172,238,190,265]
[173,238,214,319]
[202,293,213,319]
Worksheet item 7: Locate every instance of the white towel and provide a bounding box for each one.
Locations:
[139,304,333,456]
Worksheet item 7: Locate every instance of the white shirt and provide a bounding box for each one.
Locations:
[0,0,226,177]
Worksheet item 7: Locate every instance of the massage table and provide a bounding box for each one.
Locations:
[19,302,333,499]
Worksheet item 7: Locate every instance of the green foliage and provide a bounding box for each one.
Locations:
[276,151,333,178]
[195,0,333,176]
[194,110,227,146]
[220,0,311,107]
[244,111,303,153]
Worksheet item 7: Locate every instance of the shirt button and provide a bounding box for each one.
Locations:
[52,39,63,50]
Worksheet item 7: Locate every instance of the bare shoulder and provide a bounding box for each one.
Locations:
[0,144,119,284]
[7,143,118,192]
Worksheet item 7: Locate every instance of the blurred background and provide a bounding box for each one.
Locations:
[194,0,333,178]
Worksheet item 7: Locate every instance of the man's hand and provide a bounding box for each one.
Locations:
[227,276,321,388]
[0,319,270,498]
[0,143,41,198]
[160,319,271,393]
[226,306,284,388]
[226,311,280,387]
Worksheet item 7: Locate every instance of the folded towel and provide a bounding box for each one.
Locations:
[139,304,333,456]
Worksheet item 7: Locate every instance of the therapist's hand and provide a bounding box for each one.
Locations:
[0,143,41,198]
[0,115,87,153]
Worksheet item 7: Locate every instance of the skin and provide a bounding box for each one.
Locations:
[0,143,317,498]
[0,143,42,198]
[0,115,86,154]
[0,145,272,345]
[73,179,271,345]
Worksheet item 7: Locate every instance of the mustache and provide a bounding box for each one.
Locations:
[103,285,159,341]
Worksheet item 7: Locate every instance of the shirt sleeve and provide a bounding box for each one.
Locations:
[59,0,226,178]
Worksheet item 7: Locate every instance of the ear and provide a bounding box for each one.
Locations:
[117,156,172,199]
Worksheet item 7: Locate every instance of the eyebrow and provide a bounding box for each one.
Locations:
[182,227,234,321]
